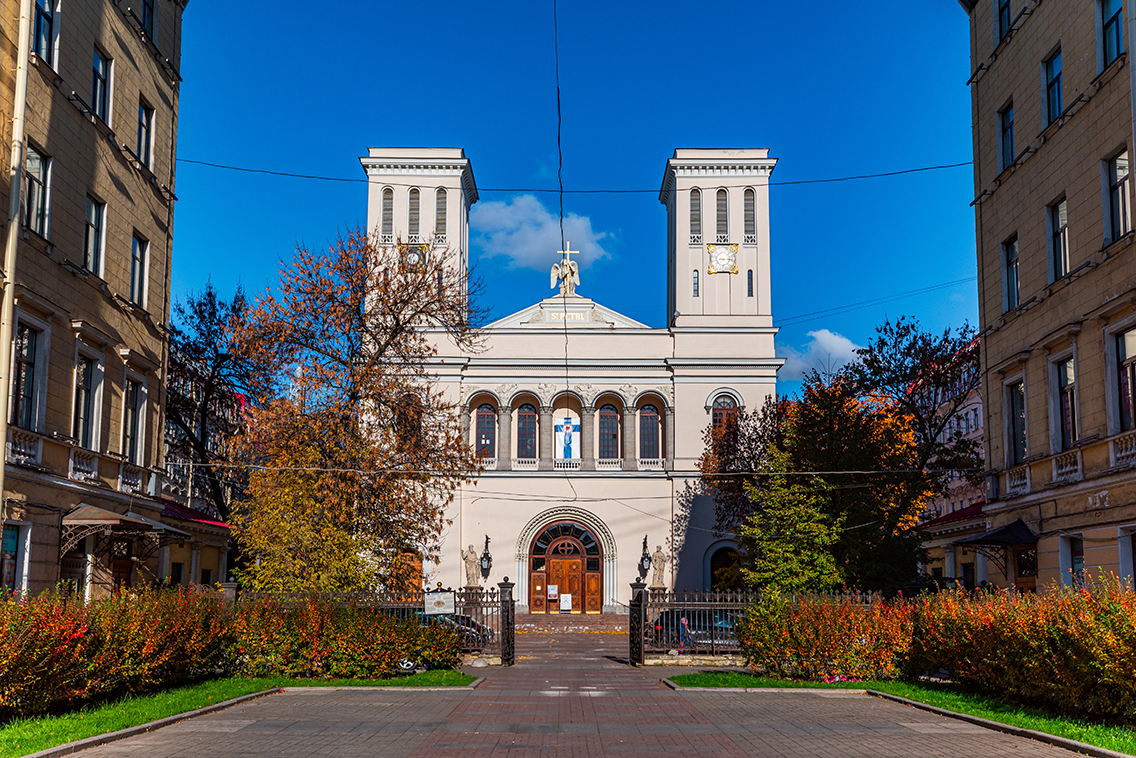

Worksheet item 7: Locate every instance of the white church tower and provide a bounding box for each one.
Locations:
[359,147,478,281]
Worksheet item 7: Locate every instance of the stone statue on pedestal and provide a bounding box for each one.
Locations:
[461,545,480,587]
[651,545,668,588]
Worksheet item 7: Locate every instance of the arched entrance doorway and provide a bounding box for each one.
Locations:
[528,522,602,614]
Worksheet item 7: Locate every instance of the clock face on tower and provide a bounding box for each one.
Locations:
[401,244,427,271]
[706,244,739,274]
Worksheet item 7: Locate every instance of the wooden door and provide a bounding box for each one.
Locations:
[549,557,583,613]
[584,572,602,613]
[530,571,547,612]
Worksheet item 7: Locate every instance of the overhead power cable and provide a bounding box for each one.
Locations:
[777,276,978,327]
[175,158,973,192]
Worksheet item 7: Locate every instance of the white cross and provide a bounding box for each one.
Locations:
[558,242,579,265]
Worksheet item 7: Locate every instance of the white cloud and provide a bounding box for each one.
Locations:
[778,329,863,381]
[471,195,611,271]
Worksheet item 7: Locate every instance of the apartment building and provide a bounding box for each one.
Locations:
[0,0,227,597]
[960,0,1136,589]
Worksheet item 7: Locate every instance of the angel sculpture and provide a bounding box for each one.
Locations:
[550,243,581,296]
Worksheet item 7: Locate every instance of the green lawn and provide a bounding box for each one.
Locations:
[0,671,476,758]
[668,672,1136,755]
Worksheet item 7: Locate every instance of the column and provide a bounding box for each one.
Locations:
[944,545,956,579]
[158,545,170,582]
[190,544,202,586]
[665,407,676,471]
[539,405,554,470]
[622,406,637,470]
[497,406,513,470]
[581,406,595,471]
[218,544,229,583]
[976,552,988,584]
[461,406,472,450]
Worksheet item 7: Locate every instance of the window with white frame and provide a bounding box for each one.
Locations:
[692,269,699,297]
[12,324,40,431]
[1007,378,1027,465]
[1057,356,1077,451]
[1003,234,1019,310]
[92,49,110,122]
[23,146,49,238]
[1,524,28,594]
[997,0,1011,41]
[73,351,102,449]
[122,377,144,465]
[1103,0,1124,68]
[1108,150,1131,243]
[1049,198,1068,279]
[435,188,447,242]
[689,189,701,244]
[130,234,147,306]
[1045,50,1062,127]
[136,100,154,168]
[1117,326,1136,431]
[84,196,104,274]
[1059,534,1086,586]
[380,187,393,242]
[743,188,756,244]
[33,0,53,65]
[715,189,728,243]
[408,188,420,240]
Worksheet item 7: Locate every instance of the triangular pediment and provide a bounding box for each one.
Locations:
[483,294,651,330]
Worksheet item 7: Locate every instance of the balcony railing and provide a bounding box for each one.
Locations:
[1112,429,1136,468]
[595,458,622,471]
[554,458,581,471]
[689,234,702,245]
[7,427,42,467]
[433,234,448,246]
[1005,464,1030,497]
[1052,450,1081,484]
[512,458,538,471]
[119,462,145,494]
[479,457,496,470]
[743,234,757,245]
[378,233,394,245]
[715,234,730,244]
[69,448,100,484]
[638,458,664,471]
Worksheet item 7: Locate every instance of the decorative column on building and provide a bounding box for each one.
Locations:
[944,545,956,578]
[581,406,596,471]
[461,405,472,449]
[190,544,202,586]
[158,545,171,582]
[539,405,554,470]
[622,406,637,470]
[497,405,513,471]
[218,547,229,584]
[664,406,676,471]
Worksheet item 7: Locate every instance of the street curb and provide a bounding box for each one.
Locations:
[663,680,866,696]
[20,678,484,758]
[21,688,283,758]
[866,690,1136,758]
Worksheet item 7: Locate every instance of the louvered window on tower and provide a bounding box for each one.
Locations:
[716,189,728,243]
[435,189,447,245]
[743,188,756,244]
[689,189,702,245]
[408,189,421,243]
[380,188,393,244]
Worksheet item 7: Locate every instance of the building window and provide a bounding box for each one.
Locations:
[1058,357,1077,450]
[1008,379,1027,465]
[517,404,537,459]
[1000,103,1015,171]
[743,188,756,243]
[475,403,496,458]
[408,188,420,239]
[139,0,155,37]
[747,270,754,297]
[1109,150,1131,243]
[33,0,52,65]
[73,355,96,448]
[715,189,728,243]
[130,235,147,306]
[1118,327,1136,430]
[712,395,737,428]
[136,101,153,168]
[639,404,660,459]
[689,189,701,244]
[998,0,1011,40]
[12,324,39,431]
[598,404,620,460]
[435,188,447,241]
[92,49,110,122]
[123,378,143,465]
[1104,0,1124,67]
[1004,235,1019,310]
[1045,50,1062,125]
[1050,199,1068,279]
[23,146,49,237]
[692,269,699,297]
[84,196,104,273]
[381,187,393,241]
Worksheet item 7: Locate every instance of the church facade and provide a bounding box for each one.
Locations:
[360,147,782,612]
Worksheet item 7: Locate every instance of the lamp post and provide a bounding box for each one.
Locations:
[638,535,652,578]
[480,534,492,578]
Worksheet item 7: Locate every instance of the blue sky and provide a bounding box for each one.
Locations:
[172,1,977,395]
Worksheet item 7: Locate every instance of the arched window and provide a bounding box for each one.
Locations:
[716,189,728,243]
[396,394,423,449]
[747,269,754,297]
[692,269,699,297]
[712,395,738,428]
[381,188,394,239]
[408,188,420,238]
[435,188,447,240]
[639,404,660,459]
[743,188,755,243]
[689,189,702,243]
[517,403,538,459]
[476,403,496,458]
[598,403,620,460]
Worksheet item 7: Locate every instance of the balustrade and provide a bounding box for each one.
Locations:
[512,458,538,471]
[554,458,582,471]
[595,458,622,471]
[638,458,664,471]
[119,463,144,494]
[69,448,100,484]
[7,428,41,466]
[1053,450,1081,483]
[1112,430,1136,467]
[1006,465,1030,497]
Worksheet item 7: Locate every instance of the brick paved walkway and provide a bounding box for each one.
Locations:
[72,632,1078,757]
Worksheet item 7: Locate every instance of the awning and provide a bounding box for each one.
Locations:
[124,510,192,539]
[63,504,153,530]
[956,518,1037,546]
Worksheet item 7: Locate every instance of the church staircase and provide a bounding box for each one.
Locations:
[515,612,628,633]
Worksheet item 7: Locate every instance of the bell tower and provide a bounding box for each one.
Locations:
[659,149,777,329]
[359,147,478,283]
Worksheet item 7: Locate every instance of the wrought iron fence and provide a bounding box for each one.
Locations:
[238,587,508,657]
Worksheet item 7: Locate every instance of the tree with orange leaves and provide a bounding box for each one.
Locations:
[228,229,486,591]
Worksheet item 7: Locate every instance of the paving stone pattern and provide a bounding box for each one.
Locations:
[73,632,1077,757]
